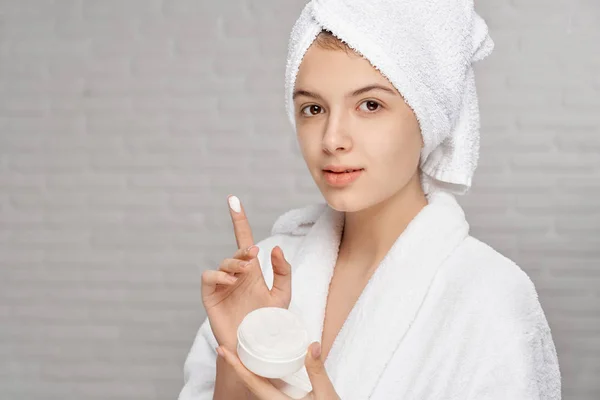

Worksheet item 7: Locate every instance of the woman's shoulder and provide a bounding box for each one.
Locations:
[270,202,328,236]
[255,202,326,250]
[441,235,551,330]
[427,237,561,397]
[457,236,535,287]
[253,203,326,287]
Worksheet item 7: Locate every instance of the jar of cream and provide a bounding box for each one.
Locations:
[237,307,312,398]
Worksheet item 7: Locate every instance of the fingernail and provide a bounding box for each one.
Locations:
[228,275,238,283]
[228,195,241,213]
[246,245,257,253]
[216,346,225,358]
[241,261,251,269]
[311,343,321,359]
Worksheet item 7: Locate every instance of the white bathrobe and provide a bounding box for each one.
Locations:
[179,191,561,400]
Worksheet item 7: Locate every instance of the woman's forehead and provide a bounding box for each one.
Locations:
[296,45,391,89]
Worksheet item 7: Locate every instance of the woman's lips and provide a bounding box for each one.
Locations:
[323,169,364,187]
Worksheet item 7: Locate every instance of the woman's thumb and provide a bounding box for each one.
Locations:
[270,246,292,302]
[305,342,336,396]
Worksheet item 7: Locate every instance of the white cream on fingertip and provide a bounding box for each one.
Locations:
[228,195,241,213]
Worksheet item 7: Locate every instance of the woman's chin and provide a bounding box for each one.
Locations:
[321,191,364,213]
[314,175,370,212]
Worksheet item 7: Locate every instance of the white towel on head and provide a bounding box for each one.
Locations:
[285,0,494,195]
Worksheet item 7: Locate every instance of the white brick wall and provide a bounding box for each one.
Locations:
[0,1,598,399]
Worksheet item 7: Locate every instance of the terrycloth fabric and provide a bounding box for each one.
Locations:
[284,0,495,195]
[179,191,562,399]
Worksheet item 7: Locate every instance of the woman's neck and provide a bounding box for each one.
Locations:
[336,172,428,276]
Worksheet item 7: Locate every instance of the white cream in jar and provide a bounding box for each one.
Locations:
[237,307,312,398]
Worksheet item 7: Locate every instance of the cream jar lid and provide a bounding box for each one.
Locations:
[238,307,309,361]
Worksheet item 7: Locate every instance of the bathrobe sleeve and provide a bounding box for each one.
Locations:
[177,230,309,400]
[460,258,562,400]
[178,318,219,400]
[466,324,561,400]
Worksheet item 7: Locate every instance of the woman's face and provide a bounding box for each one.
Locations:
[293,43,424,212]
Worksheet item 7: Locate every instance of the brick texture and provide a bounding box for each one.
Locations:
[0,0,598,399]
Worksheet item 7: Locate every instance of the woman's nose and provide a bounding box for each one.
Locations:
[321,111,352,154]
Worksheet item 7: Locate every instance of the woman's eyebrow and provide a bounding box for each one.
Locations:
[349,84,397,97]
[293,84,397,101]
[293,89,325,102]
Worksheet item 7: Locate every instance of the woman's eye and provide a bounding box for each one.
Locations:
[359,100,381,112]
[301,105,323,116]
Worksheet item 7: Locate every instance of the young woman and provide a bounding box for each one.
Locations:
[179,1,561,399]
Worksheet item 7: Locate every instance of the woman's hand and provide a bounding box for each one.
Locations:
[201,195,293,352]
[216,342,341,400]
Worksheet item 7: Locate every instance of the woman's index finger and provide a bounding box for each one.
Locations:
[228,195,255,250]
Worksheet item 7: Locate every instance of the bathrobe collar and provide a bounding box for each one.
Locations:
[286,190,470,399]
